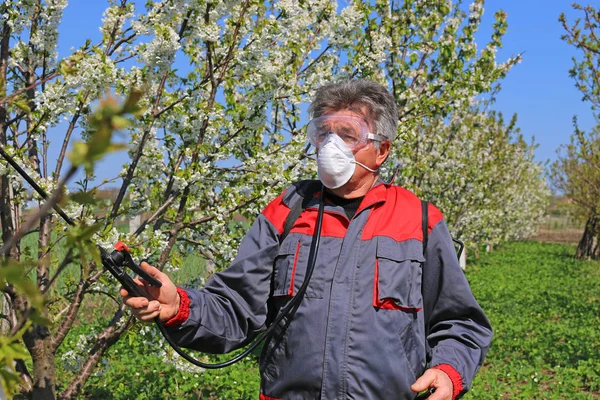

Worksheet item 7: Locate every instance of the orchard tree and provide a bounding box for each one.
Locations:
[398,106,549,251]
[558,4,600,259]
[551,123,600,260]
[0,0,543,398]
[560,4,600,112]
[346,0,550,251]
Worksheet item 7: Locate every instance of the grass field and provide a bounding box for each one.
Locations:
[465,241,600,399]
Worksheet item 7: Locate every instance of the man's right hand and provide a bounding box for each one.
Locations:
[120,261,180,323]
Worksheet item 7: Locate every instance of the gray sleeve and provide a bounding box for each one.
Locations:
[164,213,280,353]
[422,219,493,393]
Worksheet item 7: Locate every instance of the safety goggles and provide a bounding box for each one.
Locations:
[306,115,387,151]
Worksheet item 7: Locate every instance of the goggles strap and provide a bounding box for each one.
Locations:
[367,133,386,142]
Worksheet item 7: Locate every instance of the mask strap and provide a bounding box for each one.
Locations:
[353,160,378,173]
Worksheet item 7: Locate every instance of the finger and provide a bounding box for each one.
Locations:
[129,301,163,322]
[413,388,436,399]
[119,286,144,298]
[137,307,161,322]
[137,277,155,292]
[136,300,162,316]
[411,371,436,393]
[130,308,155,322]
[427,387,451,400]
[132,277,146,288]
[139,261,167,282]
[124,296,149,309]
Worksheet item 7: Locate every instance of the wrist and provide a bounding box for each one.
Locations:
[167,292,181,321]
[432,364,463,400]
[163,287,190,327]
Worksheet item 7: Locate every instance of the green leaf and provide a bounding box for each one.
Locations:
[0,260,45,310]
[69,191,98,205]
[0,75,5,99]
[12,98,31,114]
[122,88,144,114]
[105,143,128,154]
[28,309,52,327]
[0,368,22,400]
[67,141,90,168]
[111,115,131,131]
[58,58,79,76]
[66,221,103,244]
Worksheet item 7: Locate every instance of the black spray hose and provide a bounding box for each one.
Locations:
[0,145,75,226]
[155,186,325,368]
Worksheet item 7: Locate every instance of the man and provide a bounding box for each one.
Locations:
[121,79,492,400]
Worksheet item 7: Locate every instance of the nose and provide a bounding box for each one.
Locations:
[316,131,335,147]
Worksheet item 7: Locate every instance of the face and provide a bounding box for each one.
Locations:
[319,109,390,194]
[308,115,379,151]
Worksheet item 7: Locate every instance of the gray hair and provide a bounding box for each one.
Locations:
[308,79,399,144]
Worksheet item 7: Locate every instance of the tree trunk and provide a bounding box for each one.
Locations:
[22,327,56,400]
[575,215,600,260]
[21,215,56,400]
[0,20,19,260]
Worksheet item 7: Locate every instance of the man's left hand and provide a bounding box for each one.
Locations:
[411,368,453,400]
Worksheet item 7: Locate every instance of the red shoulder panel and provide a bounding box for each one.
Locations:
[260,394,282,400]
[361,186,444,242]
[261,191,290,235]
[290,209,348,238]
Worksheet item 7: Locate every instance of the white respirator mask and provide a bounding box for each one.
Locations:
[316,134,378,189]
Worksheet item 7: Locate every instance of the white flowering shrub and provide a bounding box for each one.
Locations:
[397,106,550,249]
[0,0,548,398]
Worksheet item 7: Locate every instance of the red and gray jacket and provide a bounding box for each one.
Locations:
[164,180,492,400]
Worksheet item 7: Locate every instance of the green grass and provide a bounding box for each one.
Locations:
[465,242,600,399]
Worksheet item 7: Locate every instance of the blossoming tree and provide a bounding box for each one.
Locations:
[398,106,549,249]
[554,4,600,259]
[0,0,547,398]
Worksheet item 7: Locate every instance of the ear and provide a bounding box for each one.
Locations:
[375,140,391,168]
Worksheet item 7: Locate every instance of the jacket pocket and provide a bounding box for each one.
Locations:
[373,238,424,311]
[273,235,323,299]
[273,239,301,297]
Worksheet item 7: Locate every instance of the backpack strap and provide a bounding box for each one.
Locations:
[280,181,322,243]
[421,199,432,366]
[421,199,464,261]
[421,199,428,257]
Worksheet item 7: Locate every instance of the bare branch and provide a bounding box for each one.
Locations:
[54,99,87,179]
[1,165,77,256]
[0,71,60,104]
[133,190,180,236]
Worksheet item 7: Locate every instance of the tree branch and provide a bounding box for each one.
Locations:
[58,312,134,400]
[1,165,77,256]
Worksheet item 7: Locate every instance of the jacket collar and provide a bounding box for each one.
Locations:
[305,180,389,220]
[355,180,388,216]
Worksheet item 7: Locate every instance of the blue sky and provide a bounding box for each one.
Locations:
[52,1,595,183]
[475,0,596,164]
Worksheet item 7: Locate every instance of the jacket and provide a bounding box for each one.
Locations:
[164,180,493,400]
